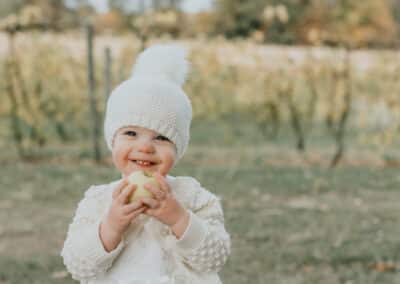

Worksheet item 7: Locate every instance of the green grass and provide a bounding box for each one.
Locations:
[1,120,400,283]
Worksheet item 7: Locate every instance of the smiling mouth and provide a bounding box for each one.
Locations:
[131,160,157,167]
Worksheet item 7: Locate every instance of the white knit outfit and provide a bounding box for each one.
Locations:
[61,176,231,284]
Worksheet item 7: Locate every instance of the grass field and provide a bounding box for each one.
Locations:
[0,119,399,284]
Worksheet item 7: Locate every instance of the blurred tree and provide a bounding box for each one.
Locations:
[215,0,265,38]
[389,0,400,43]
[215,0,398,47]
[0,0,89,30]
[0,1,26,18]
[108,0,182,12]
[11,0,67,29]
[42,0,94,29]
[182,11,217,37]
[64,1,96,28]
[286,0,397,47]
[1,0,396,45]
[165,0,182,11]
[103,0,184,37]
[66,0,91,11]
[391,0,400,21]
[153,0,161,10]
[325,0,397,47]
[95,10,127,32]
[108,0,126,12]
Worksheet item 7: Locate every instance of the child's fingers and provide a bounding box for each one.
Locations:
[127,207,146,221]
[144,183,166,200]
[141,197,160,209]
[143,207,158,217]
[153,172,171,194]
[122,201,143,214]
[117,184,136,204]
[112,179,129,199]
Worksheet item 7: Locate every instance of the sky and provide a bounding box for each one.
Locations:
[87,0,214,13]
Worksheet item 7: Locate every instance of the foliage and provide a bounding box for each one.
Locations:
[0,36,399,162]
[0,1,398,47]
[215,0,398,47]
[214,0,265,38]
[322,0,397,47]
[0,0,26,18]
[94,10,128,33]
[131,9,182,37]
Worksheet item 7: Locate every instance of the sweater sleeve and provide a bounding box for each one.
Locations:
[173,179,231,274]
[60,186,125,282]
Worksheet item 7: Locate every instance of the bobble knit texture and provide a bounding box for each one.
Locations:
[104,44,192,160]
[61,176,231,283]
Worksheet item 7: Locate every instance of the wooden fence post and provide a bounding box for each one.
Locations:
[104,46,112,103]
[86,23,101,162]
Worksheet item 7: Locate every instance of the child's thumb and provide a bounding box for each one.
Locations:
[120,184,137,204]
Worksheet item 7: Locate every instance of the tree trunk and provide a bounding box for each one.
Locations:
[5,57,25,158]
[281,81,306,152]
[330,49,352,167]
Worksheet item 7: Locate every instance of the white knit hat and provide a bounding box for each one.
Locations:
[104,44,192,161]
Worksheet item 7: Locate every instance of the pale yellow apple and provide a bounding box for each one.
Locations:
[126,170,159,203]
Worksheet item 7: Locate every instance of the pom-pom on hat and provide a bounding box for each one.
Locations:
[104,44,192,161]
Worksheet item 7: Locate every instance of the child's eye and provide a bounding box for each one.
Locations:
[156,135,170,142]
[124,131,137,137]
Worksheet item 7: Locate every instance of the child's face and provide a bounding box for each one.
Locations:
[112,126,177,177]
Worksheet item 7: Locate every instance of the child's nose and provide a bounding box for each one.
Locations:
[137,138,155,153]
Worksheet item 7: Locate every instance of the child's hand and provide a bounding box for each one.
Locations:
[140,173,190,238]
[100,179,146,251]
[106,179,147,234]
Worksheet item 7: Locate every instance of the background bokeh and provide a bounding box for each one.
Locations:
[1,1,400,283]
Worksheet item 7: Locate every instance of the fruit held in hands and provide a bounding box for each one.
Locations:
[127,171,158,203]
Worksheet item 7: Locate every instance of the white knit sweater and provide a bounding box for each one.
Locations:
[61,175,231,284]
